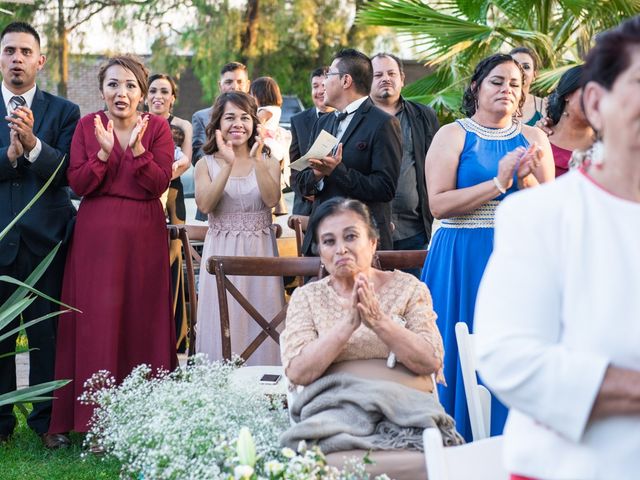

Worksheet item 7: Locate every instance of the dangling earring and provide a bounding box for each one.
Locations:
[590,139,605,167]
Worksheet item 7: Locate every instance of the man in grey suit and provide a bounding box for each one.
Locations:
[191,61,250,165]
[0,22,79,449]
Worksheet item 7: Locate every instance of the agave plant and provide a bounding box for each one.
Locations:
[358,0,640,117]
[0,158,74,408]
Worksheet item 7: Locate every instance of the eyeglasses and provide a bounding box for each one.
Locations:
[324,71,344,78]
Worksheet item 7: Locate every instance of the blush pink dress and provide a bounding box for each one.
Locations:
[195,155,284,365]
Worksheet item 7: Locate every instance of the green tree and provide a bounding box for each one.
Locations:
[358,0,640,118]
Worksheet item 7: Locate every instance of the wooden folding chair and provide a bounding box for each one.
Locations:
[168,224,208,357]
[287,215,309,257]
[205,255,321,362]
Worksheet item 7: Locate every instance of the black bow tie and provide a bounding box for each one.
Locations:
[9,95,26,112]
[318,111,329,118]
[335,110,351,122]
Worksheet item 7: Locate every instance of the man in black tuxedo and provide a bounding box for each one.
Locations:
[288,67,333,216]
[371,53,439,277]
[293,49,402,254]
[0,22,79,448]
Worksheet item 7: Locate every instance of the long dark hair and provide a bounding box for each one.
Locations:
[546,65,584,124]
[461,54,525,117]
[202,92,270,156]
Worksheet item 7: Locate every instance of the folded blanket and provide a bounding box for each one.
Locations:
[280,372,464,453]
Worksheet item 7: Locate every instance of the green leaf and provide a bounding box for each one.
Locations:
[0,275,78,314]
[0,155,65,242]
[0,243,62,314]
[0,310,71,344]
[0,380,71,407]
[0,297,34,334]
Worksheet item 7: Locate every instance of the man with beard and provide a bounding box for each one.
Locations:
[370,53,439,276]
[0,21,79,449]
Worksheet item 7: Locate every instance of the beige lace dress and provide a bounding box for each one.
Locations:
[280,270,444,382]
[196,155,284,365]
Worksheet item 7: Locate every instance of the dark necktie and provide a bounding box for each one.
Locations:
[9,95,26,114]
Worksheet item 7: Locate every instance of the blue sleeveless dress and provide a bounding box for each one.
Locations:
[421,118,528,440]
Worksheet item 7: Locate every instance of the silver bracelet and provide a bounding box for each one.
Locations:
[493,176,507,195]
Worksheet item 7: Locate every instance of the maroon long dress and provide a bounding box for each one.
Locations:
[49,112,177,433]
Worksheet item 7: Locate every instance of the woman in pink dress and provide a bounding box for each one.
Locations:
[194,91,284,365]
[49,56,177,435]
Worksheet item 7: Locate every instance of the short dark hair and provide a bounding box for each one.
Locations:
[148,73,178,98]
[546,65,584,124]
[220,61,247,77]
[461,53,525,117]
[98,55,149,96]
[249,76,282,107]
[371,53,404,75]
[310,67,327,81]
[0,22,40,47]
[509,46,541,72]
[582,16,640,91]
[309,197,379,255]
[202,91,270,156]
[333,49,373,96]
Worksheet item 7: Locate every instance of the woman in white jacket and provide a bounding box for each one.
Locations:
[475,15,640,480]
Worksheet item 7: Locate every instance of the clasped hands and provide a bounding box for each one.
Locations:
[309,143,343,180]
[346,273,390,332]
[6,106,36,163]
[94,114,149,162]
[496,143,543,190]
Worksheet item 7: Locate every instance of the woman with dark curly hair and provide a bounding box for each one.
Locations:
[420,53,554,440]
[194,91,283,365]
[545,65,595,176]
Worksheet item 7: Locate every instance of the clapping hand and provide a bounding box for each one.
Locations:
[214,129,236,166]
[6,106,37,151]
[354,273,386,330]
[517,143,543,179]
[129,114,149,157]
[7,129,24,164]
[495,147,525,191]
[249,128,266,162]
[94,114,114,162]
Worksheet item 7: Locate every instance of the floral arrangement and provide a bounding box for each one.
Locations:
[82,355,388,480]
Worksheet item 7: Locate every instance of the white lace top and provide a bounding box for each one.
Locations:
[281,270,445,383]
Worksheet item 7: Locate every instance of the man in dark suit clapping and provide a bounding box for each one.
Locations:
[293,49,402,254]
[288,67,333,216]
[0,22,80,449]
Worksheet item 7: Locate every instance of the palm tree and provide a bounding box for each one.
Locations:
[358,0,640,117]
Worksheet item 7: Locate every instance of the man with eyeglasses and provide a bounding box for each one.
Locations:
[370,53,439,277]
[293,49,402,254]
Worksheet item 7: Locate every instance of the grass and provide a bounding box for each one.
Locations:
[0,405,121,480]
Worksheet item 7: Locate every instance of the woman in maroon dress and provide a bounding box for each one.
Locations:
[49,55,177,435]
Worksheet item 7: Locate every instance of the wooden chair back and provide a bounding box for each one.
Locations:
[168,224,207,356]
[204,249,427,362]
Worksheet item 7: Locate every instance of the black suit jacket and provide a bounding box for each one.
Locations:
[294,97,402,254]
[0,88,80,266]
[288,107,319,215]
[401,98,439,244]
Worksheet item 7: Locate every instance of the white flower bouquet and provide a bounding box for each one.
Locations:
[83,355,387,480]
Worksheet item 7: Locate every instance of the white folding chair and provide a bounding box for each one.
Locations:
[424,428,508,480]
[455,322,492,440]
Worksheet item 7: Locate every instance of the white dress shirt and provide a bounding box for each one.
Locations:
[475,170,640,480]
[3,82,42,164]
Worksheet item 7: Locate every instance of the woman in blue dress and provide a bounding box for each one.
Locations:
[421,54,554,440]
